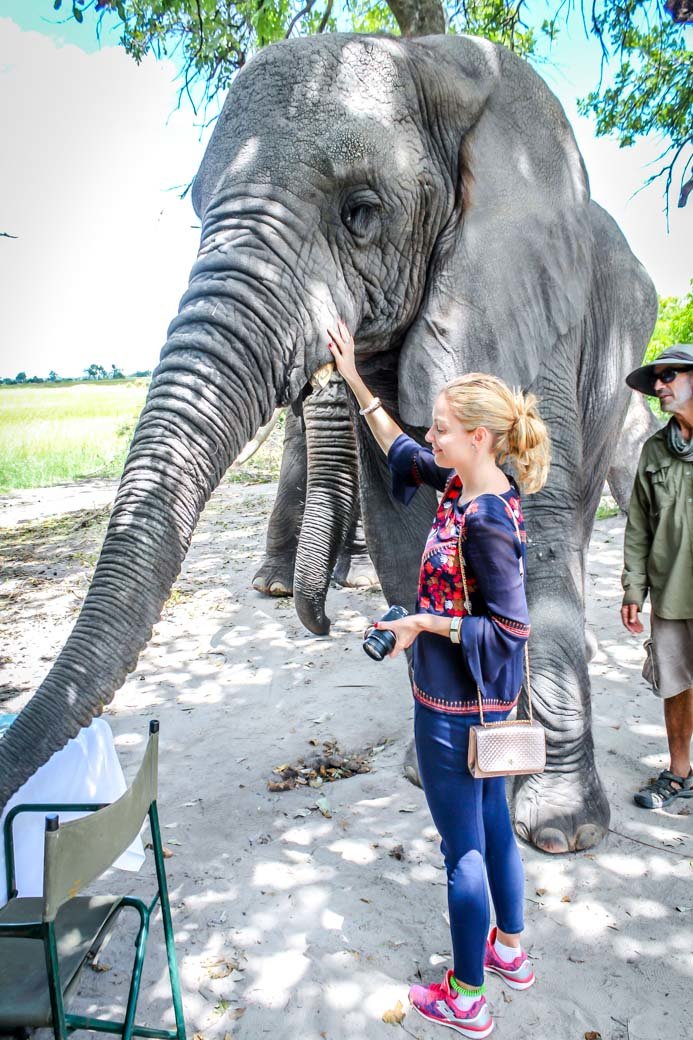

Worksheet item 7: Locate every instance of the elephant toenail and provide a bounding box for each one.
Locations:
[514,819,531,843]
[535,827,570,854]
[575,824,605,851]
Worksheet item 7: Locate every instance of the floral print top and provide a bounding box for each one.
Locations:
[388,433,530,715]
[418,476,475,616]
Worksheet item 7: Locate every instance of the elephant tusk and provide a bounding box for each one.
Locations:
[232,408,284,466]
[309,361,337,390]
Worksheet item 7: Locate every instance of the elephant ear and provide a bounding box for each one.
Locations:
[399,35,593,426]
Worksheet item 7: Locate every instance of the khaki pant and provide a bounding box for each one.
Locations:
[642,614,693,699]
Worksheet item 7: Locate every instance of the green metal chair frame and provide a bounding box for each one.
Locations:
[0,720,186,1040]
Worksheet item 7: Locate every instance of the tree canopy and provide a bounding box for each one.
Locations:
[56,0,691,210]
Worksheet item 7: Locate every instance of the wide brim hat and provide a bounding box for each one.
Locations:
[626,343,693,395]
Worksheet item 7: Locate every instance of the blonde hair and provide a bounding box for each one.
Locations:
[443,373,551,495]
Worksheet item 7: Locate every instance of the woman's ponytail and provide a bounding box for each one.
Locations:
[505,390,551,495]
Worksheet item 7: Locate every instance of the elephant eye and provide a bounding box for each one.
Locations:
[341,192,381,240]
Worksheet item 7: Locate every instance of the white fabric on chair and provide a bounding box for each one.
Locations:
[0,717,145,906]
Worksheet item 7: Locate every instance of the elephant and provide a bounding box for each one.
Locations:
[251,375,378,634]
[0,32,658,856]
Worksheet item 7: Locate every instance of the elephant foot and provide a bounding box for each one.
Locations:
[332,548,379,589]
[403,738,421,787]
[512,765,610,853]
[252,554,295,597]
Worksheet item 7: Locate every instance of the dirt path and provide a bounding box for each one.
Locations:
[0,480,690,1040]
[0,478,118,528]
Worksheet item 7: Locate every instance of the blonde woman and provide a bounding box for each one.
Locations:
[327,321,550,1039]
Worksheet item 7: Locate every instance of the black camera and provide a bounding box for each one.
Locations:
[362,605,409,661]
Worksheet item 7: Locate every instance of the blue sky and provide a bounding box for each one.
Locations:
[0,2,690,379]
[0,1,121,49]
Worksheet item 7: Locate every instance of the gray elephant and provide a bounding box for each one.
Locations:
[0,33,657,855]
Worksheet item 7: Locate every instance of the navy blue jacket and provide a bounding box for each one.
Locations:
[388,433,530,715]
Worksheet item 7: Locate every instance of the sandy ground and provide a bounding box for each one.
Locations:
[0,479,691,1040]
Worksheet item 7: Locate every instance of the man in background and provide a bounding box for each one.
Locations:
[621,343,693,809]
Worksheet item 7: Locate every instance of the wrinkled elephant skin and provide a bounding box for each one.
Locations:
[0,35,657,859]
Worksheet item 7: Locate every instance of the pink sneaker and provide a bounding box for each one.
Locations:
[484,927,535,990]
[408,969,494,1037]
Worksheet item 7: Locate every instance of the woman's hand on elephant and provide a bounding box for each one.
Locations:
[374,615,425,658]
[328,323,404,455]
[327,320,360,386]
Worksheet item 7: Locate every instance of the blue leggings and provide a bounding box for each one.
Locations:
[414,701,525,988]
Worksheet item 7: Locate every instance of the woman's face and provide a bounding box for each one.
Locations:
[425,392,478,470]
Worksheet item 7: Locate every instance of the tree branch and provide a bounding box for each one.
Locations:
[285,0,318,38]
[317,0,334,33]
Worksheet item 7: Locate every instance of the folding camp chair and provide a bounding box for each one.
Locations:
[0,720,186,1040]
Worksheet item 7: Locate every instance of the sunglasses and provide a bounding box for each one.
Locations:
[651,366,693,388]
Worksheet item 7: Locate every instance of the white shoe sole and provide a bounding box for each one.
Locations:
[410,1001,495,1038]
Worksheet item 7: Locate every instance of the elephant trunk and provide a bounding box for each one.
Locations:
[293,373,359,635]
[0,309,284,810]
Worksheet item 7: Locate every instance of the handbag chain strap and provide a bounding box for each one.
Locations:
[456,496,533,728]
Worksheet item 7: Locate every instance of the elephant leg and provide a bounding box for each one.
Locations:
[332,512,379,589]
[353,361,437,615]
[353,369,437,788]
[360,446,432,793]
[252,408,306,596]
[511,568,610,853]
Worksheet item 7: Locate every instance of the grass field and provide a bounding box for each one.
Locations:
[0,380,286,492]
[0,381,148,492]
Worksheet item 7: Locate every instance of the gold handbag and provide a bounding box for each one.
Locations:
[457,500,546,779]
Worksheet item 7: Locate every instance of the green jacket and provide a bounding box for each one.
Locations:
[622,426,693,620]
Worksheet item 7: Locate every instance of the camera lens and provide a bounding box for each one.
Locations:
[363,629,395,661]
[362,605,408,661]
